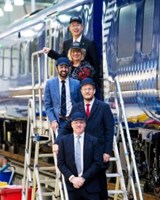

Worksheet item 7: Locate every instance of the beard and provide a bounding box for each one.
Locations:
[83,96,94,101]
[58,71,68,78]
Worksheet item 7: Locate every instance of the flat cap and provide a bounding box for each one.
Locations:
[71,112,86,121]
[70,41,82,50]
[56,57,70,66]
[80,78,95,87]
[69,16,82,24]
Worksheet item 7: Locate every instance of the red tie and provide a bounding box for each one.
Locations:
[86,104,90,117]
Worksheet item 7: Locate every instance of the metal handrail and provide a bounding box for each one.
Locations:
[50,129,69,200]
[23,50,69,200]
[114,76,143,200]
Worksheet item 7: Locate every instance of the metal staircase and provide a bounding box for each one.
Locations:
[107,136,128,199]
[106,76,143,200]
[21,50,143,200]
[22,51,69,200]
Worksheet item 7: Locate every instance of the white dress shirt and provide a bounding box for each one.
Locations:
[84,98,95,113]
[74,132,84,176]
[73,35,82,43]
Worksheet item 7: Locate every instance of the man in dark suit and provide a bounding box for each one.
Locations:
[43,16,100,85]
[56,78,114,200]
[58,112,101,200]
[44,57,81,131]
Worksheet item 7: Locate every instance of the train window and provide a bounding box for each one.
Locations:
[20,42,28,75]
[11,46,19,77]
[0,49,3,76]
[66,27,72,40]
[46,29,51,48]
[29,38,38,73]
[3,48,11,78]
[58,29,63,53]
[118,4,136,58]
[50,27,55,52]
[141,0,154,54]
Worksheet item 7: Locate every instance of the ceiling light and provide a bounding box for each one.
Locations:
[0,8,4,17]
[14,0,24,6]
[4,0,13,12]
[21,29,35,38]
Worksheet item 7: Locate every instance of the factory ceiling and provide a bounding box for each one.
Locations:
[0,0,55,32]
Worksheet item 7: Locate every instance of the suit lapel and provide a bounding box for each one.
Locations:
[69,135,79,173]
[79,102,86,113]
[69,78,77,104]
[69,135,75,159]
[89,99,98,118]
[80,35,86,48]
[69,78,73,97]
[53,77,60,104]
[68,39,73,49]
[83,134,89,170]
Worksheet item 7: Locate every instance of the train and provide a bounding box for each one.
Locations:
[0,0,102,152]
[102,0,160,196]
[0,0,159,197]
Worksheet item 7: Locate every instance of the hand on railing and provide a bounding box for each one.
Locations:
[103,153,110,162]
[51,128,59,155]
[42,47,51,54]
[50,121,59,132]
[50,128,69,200]
[52,144,59,155]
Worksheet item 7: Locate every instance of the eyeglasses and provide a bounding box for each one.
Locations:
[72,121,85,125]
[70,24,82,28]
[81,88,94,92]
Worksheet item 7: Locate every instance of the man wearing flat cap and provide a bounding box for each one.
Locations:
[42,16,100,85]
[44,57,81,131]
[56,77,114,200]
[58,111,102,200]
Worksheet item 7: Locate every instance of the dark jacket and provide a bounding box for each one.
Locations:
[48,36,100,82]
[57,99,114,156]
[58,133,101,192]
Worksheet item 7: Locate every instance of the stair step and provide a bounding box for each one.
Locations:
[38,153,53,158]
[108,190,126,194]
[106,173,121,177]
[39,166,55,171]
[40,179,54,184]
[109,157,117,161]
[38,192,55,196]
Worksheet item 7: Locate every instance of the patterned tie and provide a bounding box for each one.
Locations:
[86,103,90,117]
[61,80,66,117]
[75,136,82,175]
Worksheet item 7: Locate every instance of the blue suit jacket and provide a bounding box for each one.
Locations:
[58,99,114,156]
[58,133,101,192]
[44,77,81,122]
